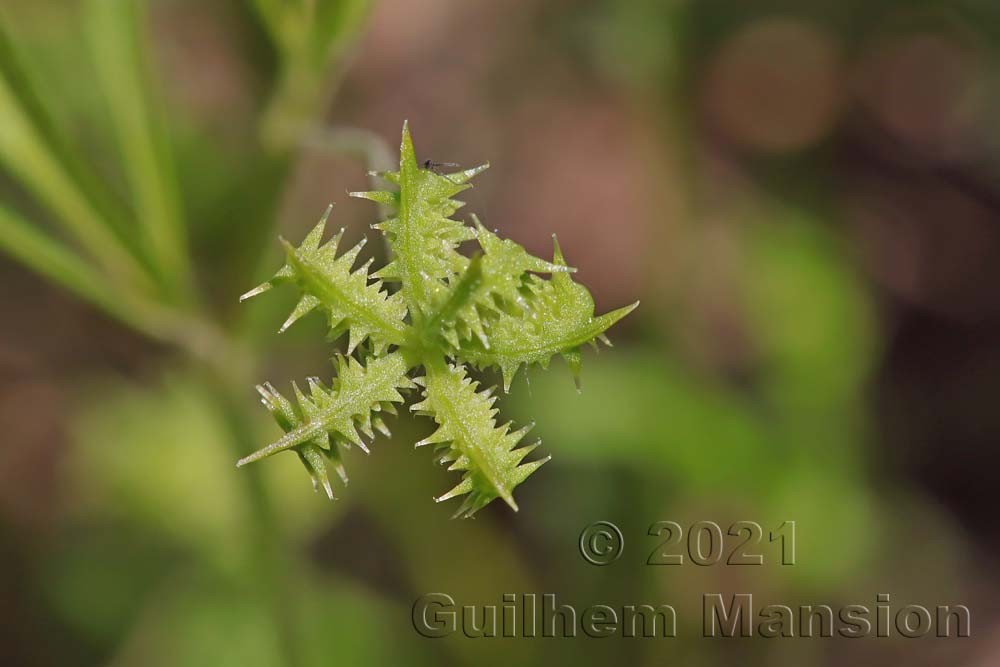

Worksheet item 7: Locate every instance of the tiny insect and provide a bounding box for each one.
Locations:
[422,159,461,174]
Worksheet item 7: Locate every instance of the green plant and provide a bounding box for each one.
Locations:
[240,123,638,517]
[0,4,374,664]
[0,2,634,659]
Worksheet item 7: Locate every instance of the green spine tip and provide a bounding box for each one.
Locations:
[239,282,271,302]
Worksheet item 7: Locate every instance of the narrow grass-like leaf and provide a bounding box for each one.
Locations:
[0,18,137,254]
[0,203,184,341]
[0,204,119,316]
[85,0,192,300]
[0,66,151,291]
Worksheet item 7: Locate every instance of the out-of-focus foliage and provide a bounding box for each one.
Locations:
[252,0,372,148]
[513,207,878,583]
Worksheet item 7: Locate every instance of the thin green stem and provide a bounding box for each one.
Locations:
[302,124,396,257]
[205,361,304,667]
[302,126,395,186]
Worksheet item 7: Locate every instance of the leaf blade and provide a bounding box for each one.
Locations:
[412,360,547,517]
[84,0,193,300]
[242,208,408,351]
[238,352,415,496]
[351,122,484,316]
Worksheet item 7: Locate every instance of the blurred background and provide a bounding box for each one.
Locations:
[1,0,999,665]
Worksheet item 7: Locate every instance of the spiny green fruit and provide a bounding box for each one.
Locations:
[239,122,638,517]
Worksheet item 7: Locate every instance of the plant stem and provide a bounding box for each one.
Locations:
[204,356,304,667]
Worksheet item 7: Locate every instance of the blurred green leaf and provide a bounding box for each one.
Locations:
[0,15,138,250]
[84,0,193,302]
[311,0,371,64]
[71,371,348,566]
[0,204,123,319]
[253,0,370,64]
[743,210,877,419]
[101,570,431,667]
[510,351,772,492]
[588,0,689,88]
[765,465,878,587]
[111,574,287,667]
[71,373,251,573]
[42,527,178,648]
[0,14,152,292]
[0,203,193,341]
[255,0,372,150]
